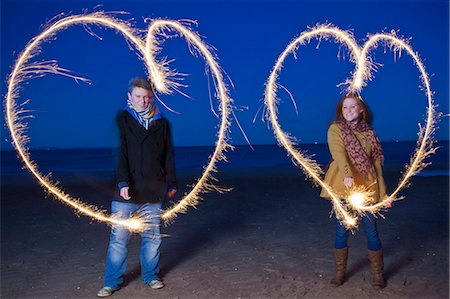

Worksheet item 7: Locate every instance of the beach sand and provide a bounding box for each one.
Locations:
[1,165,448,298]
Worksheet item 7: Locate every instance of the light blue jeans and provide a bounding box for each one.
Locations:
[104,201,162,288]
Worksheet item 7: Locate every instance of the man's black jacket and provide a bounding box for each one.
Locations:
[116,110,177,204]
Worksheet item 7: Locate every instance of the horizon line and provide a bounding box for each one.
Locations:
[1,139,449,151]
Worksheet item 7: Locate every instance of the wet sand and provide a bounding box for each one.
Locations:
[1,165,448,298]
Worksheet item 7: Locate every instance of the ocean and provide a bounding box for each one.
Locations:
[1,141,448,176]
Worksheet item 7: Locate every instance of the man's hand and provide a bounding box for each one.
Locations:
[120,187,131,200]
[343,177,354,188]
[167,189,177,199]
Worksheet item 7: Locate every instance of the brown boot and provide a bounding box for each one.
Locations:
[368,249,386,289]
[330,247,348,286]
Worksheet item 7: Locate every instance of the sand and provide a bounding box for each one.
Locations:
[1,165,449,298]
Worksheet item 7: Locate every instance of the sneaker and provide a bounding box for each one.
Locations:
[97,286,117,297]
[147,279,164,289]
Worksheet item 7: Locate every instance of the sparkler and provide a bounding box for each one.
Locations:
[345,186,375,212]
[264,24,437,228]
[5,12,233,231]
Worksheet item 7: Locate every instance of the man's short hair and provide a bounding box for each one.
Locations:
[128,77,154,94]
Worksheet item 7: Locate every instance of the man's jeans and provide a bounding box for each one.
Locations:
[335,213,382,251]
[104,201,162,289]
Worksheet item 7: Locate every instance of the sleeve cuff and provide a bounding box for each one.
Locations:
[118,181,129,190]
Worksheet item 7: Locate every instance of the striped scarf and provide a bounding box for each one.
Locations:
[337,119,384,179]
[126,99,159,130]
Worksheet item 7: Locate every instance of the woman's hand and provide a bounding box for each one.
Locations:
[384,200,393,208]
[343,177,354,188]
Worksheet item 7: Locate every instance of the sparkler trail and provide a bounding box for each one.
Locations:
[146,19,233,224]
[5,12,233,231]
[264,24,437,228]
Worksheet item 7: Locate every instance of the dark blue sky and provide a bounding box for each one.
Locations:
[1,0,448,149]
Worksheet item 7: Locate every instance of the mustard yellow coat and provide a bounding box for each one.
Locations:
[320,123,386,202]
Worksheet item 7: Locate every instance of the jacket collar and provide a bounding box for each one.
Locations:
[124,111,163,140]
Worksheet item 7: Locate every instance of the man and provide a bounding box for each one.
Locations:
[97,77,177,297]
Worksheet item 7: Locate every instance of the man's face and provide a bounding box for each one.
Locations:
[128,87,154,111]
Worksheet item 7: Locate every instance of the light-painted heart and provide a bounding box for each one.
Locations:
[264,24,437,228]
[5,12,233,231]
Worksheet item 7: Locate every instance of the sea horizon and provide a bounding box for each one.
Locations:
[1,141,448,175]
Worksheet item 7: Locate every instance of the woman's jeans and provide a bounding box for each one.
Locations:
[335,213,382,251]
[104,201,162,289]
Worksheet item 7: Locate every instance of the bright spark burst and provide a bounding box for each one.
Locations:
[346,186,375,212]
[264,23,438,229]
[347,193,367,211]
[5,12,233,232]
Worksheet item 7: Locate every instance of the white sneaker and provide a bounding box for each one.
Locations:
[148,280,164,289]
[97,286,117,297]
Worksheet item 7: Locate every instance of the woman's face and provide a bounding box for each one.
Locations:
[342,97,363,124]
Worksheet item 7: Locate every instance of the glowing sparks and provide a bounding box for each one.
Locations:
[126,218,144,232]
[5,12,233,231]
[345,186,375,212]
[264,24,438,228]
[145,20,234,224]
[347,193,367,210]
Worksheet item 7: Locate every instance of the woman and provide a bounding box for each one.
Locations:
[320,93,386,289]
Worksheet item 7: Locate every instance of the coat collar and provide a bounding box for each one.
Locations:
[123,111,163,140]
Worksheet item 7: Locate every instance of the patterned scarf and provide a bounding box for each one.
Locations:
[126,99,160,130]
[336,119,384,178]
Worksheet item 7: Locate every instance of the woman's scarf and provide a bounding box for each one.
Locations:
[126,99,160,130]
[336,119,384,178]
